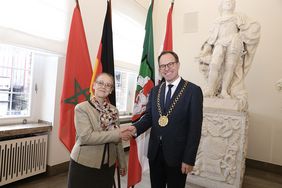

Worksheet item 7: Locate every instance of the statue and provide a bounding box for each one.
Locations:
[196,0,260,111]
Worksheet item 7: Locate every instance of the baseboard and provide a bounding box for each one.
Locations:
[46,161,69,176]
[246,158,282,175]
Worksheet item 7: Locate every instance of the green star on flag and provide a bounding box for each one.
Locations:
[64,79,90,106]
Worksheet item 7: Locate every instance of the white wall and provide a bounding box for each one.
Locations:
[238,0,282,165]
[153,0,282,166]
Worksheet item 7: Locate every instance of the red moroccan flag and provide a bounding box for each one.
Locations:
[90,0,116,105]
[59,5,92,152]
[163,1,174,51]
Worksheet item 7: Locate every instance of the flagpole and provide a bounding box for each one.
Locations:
[76,0,80,10]
[103,1,120,186]
[109,0,112,23]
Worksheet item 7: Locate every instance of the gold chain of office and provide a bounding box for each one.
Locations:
[157,81,189,127]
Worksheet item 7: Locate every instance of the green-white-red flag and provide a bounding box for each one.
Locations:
[127,1,155,187]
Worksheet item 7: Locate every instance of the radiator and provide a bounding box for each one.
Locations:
[0,134,48,186]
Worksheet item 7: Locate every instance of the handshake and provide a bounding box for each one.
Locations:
[119,126,137,141]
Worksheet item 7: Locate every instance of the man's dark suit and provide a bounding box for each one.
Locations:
[134,78,203,187]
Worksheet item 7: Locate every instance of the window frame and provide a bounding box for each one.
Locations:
[0,43,61,125]
[0,44,35,119]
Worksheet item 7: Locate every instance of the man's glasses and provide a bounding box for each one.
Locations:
[159,61,178,70]
[95,80,113,89]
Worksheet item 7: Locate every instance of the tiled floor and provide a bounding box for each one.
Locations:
[4,166,282,188]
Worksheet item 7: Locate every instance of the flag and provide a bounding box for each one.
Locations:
[127,1,155,187]
[159,1,174,83]
[90,0,116,105]
[163,1,174,51]
[59,4,93,152]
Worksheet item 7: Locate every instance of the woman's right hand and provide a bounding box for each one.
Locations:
[119,126,132,141]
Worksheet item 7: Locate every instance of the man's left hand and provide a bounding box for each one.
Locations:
[181,163,193,174]
[119,167,127,176]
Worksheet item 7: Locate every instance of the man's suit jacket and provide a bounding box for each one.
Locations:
[70,101,126,169]
[134,79,203,167]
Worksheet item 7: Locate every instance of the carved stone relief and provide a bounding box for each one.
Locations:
[188,110,248,188]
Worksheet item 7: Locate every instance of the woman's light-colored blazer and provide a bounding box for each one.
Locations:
[70,101,126,169]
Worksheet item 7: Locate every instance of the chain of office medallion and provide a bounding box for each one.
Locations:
[157,81,189,117]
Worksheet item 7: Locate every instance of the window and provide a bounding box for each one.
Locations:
[115,69,137,115]
[0,0,68,123]
[112,11,145,65]
[0,44,60,121]
[112,10,145,115]
[0,44,33,117]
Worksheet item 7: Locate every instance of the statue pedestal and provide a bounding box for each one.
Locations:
[204,97,244,112]
[187,98,248,188]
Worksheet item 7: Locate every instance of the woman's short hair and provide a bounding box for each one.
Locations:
[95,72,115,86]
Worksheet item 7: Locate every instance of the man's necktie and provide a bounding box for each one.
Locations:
[164,84,173,113]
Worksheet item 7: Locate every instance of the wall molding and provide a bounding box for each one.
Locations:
[246,159,282,175]
[45,158,282,177]
[46,161,69,176]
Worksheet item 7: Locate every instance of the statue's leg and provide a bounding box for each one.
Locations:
[204,45,225,97]
[220,47,241,98]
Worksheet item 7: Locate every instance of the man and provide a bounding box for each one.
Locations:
[129,51,203,188]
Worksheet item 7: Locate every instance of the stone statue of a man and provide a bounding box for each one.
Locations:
[197,0,260,110]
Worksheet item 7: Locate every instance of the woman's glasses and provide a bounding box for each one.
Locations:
[95,80,113,89]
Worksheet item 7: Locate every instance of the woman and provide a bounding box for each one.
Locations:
[68,73,130,188]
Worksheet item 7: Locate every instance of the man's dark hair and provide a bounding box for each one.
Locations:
[157,51,179,64]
